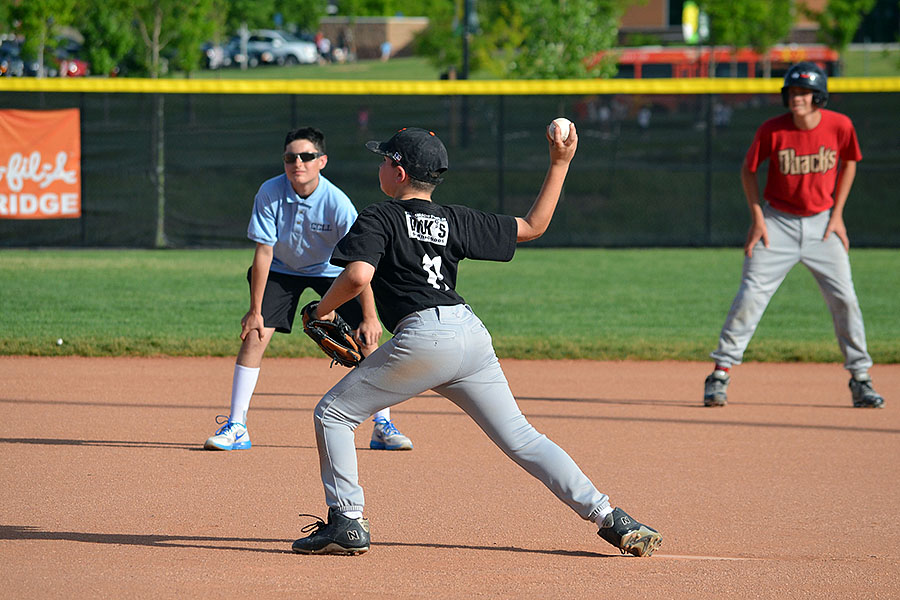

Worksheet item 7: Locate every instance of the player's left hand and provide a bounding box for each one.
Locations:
[824,215,850,252]
[300,301,363,368]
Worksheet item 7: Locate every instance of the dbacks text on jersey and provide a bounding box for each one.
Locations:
[405,212,448,246]
[777,146,838,176]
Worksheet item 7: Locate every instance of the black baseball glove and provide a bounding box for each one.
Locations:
[301,301,362,368]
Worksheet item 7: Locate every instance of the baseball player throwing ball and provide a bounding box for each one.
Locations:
[290,124,662,557]
[704,62,885,409]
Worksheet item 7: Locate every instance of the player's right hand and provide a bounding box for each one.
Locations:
[240,311,266,341]
[548,122,577,165]
[744,222,769,258]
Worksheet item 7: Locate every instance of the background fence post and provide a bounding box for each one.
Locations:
[497,94,505,214]
[704,92,714,245]
[152,93,168,248]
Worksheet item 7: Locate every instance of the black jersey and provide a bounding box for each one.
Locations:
[331,198,517,333]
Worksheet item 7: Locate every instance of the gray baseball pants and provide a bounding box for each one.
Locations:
[711,203,873,376]
[313,303,610,521]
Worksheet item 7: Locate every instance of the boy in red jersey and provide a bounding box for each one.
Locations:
[703,62,884,409]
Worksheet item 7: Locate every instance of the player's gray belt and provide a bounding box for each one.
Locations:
[396,304,473,330]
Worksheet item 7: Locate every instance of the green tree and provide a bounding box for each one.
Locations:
[169,0,220,73]
[801,0,878,74]
[413,1,470,76]
[273,0,328,33]
[10,0,78,77]
[224,0,277,32]
[130,0,219,77]
[416,0,627,79]
[513,0,625,78]
[0,2,12,32]
[221,0,326,40]
[701,0,794,77]
[76,0,135,77]
[470,3,529,78]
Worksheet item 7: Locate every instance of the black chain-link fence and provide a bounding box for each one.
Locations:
[2,89,897,248]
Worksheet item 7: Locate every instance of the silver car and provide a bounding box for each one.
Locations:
[246,29,318,66]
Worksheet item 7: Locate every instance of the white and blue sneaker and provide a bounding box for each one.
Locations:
[204,416,251,451]
[369,417,412,451]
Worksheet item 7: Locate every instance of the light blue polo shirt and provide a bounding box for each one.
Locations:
[247,173,357,277]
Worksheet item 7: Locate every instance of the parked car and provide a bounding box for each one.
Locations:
[0,40,25,77]
[202,41,231,69]
[222,35,255,68]
[54,38,90,77]
[56,54,89,76]
[245,29,318,66]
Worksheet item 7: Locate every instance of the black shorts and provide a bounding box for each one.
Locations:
[248,267,364,334]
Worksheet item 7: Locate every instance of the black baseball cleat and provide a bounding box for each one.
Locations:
[703,370,730,407]
[292,508,370,555]
[849,375,885,408]
[597,507,662,557]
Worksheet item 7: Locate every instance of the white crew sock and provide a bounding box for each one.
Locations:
[341,510,363,519]
[373,408,390,422]
[229,364,260,424]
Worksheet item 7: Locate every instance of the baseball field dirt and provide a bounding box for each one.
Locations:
[3,357,898,599]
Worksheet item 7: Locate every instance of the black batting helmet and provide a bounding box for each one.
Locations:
[781,62,828,108]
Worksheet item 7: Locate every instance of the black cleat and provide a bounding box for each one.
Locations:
[850,375,885,408]
[703,370,730,407]
[598,507,662,557]
[292,508,370,555]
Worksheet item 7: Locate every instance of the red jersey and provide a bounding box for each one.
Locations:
[744,109,862,216]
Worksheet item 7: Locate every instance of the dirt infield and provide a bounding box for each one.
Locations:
[3,357,898,599]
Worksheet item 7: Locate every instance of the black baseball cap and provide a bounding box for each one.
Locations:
[366,127,449,184]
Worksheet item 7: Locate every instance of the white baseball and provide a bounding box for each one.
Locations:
[56,338,64,346]
[547,117,572,141]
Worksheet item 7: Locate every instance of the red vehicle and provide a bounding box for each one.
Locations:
[590,44,839,78]
[54,38,90,77]
[57,55,90,77]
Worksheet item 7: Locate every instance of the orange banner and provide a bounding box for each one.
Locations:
[0,108,81,219]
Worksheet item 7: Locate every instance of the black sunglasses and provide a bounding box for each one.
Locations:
[283,151,323,163]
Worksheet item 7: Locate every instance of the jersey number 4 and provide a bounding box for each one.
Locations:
[422,254,449,290]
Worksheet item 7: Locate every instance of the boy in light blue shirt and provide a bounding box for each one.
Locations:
[204,127,413,452]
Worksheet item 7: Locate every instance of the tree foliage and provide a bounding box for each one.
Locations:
[333,0,435,17]
[76,0,136,77]
[224,0,277,32]
[513,0,624,78]
[416,0,628,79]
[273,0,328,33]
[700,0,793,54]
[9,0,78,76]
[800,0,878,52]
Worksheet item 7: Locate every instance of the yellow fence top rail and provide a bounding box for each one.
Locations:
[2,77,899,95]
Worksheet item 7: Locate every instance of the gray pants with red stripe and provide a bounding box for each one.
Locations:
[711,203,873,376]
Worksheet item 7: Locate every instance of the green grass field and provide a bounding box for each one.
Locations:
[2,247,897,363]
